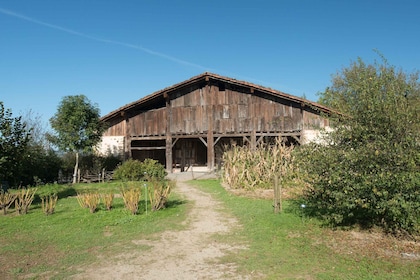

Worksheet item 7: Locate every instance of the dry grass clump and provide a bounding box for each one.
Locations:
[121,187,141,215]
[101,193,114,210]
[77,192,100,213]
[0,190,16,215]
[148,179,173,211]
[41,194,58,215]
[15,188,37,215]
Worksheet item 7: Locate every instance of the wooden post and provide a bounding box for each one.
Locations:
[165,96,173,173]
[274,175,282,213]
[207,83,215,171]
[250,94,256,150]
[123,112,131,160]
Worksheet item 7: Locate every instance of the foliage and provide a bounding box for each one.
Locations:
[0,102,31,186]
[41,194,58,215]
[121,185,141,215]
[141,158,167,181]
[114,159,166,181]
[113,159,144,181]
[148,179,173,211]
[299,55,420,235]
[48,95,106,183]
[222,138,295,191]
[76,192,101,213]
[14,188,37,215]
[0,190,16,215]
[18,110,62,186]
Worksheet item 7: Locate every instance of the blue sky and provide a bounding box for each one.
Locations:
[1,0,419,127]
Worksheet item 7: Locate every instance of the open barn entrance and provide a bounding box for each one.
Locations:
[173,138,207,172]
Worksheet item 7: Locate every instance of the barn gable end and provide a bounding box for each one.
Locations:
[99,72,332,172]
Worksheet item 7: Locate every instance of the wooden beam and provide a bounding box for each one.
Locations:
[172,138,179,148]
[214,136,222,146]
[199,137,207,147]
[131,146,166,150]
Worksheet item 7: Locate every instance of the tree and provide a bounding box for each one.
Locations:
[49,95,105,184]
[0,102,31,186]
[298,55,420,235]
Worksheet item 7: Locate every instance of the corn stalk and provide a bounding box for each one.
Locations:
[15,188,37,215]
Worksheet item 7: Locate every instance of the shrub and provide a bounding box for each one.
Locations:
[121,186,141,215]
[41,194,58,215]
[76,192,100,213]
[141,158,167,181]
[101,193,114,210]
[114,159,167,181]
[148,179,173,211]
[0,190,16,215]
[15,188,37,215]
[113,159,144,181]
[299,55,420,235]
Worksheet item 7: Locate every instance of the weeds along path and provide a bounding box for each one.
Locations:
[73,176,249,280]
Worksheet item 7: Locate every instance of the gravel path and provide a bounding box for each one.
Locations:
[72,172,249,280]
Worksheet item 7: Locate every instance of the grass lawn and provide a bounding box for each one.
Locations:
[191,179,420,280]
[0,181,188,279]
[1,179,419,279]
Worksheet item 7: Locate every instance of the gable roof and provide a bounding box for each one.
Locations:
[101,72,333,122]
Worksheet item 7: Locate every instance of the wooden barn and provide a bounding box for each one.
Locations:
[99,72,332,172]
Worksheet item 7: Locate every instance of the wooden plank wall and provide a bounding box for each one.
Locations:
[103,83,327,138]
[103,119,125,136]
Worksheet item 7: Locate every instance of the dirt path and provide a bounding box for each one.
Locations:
[73,174,249,280]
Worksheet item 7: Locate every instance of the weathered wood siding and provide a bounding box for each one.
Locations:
[103,119,125,136]
[130,108,167,136]
[103,82,327,138]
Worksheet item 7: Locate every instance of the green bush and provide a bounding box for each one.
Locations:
[113,159,144,181]
[298,55,420,236]
[113,159,167,181]
[141,158,167,181]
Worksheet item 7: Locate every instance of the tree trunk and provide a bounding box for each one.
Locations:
[72,152,79,184]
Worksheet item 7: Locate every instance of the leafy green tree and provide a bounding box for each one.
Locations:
[298,55,420,235]
[18,110,62,186]
[48,95,105,184]
[0,102,31,186]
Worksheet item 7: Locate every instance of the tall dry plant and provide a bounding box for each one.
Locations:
[0,190,16,215]
[41,194,58,215]
[15,188,37,215]
[121,187,141,215]
[222,138,295,191]
[77,192,100,213]
[101,193,114,210]
[148,179,173,211]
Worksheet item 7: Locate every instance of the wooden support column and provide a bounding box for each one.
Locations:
[207,82,215,171]
[250,91,257,150]
[123,111,131,160]
[165,93,173,173]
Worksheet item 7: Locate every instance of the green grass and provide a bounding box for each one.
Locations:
[191,179,420,280]
[0,181,187,279]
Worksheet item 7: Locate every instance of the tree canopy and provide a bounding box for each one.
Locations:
[298,55,420,235]
[49,95,105,183]
[0,102,31,186]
